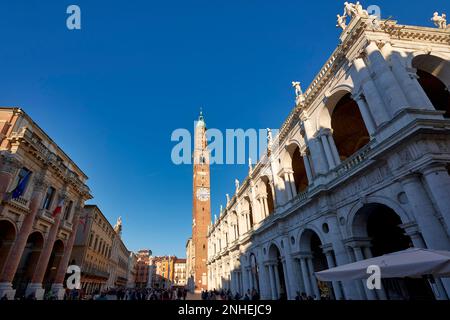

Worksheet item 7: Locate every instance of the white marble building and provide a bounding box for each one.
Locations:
[207,4,450,300]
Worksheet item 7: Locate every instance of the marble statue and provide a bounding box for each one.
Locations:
[431,12,447,29]
[249,157,253,174]
[292,81,303,98]
[226,194,230,204]
[343,2,369,20]
[355,2,369,17]
[267,128,273,146]
[235,179,240,191]
[337,14,347,30]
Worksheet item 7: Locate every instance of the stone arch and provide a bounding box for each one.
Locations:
[412,54,450,118]
[0,219,17,274]
[317,86,353,130]
[408,52,450,87]
[318,86,371,161]
[13,231,45,298]
[43,239,65,291]
[347,200,435,300]
[267,243,288,299]
[297,227,335,299]
[297,226,326,252]
[346,195,413,238]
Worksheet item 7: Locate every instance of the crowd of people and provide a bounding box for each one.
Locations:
[66,287,189,300]
[201,288,261,300]
[2,286,327,301]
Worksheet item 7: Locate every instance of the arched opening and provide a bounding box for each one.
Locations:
[353,203,435,300]
[43,239,65,292]
[416,70,450,118]
[0,220,16,273]
[291,147,308,193]
[261,177,275,216]
[299,230,335,299]
[268,244,287,300]
[412,55,450,118]
[250,253,260,293]
[244,196,254,229]
[331,93,370,160]
[12,231,44,298]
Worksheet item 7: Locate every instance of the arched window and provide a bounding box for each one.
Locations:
[331,93,370,160]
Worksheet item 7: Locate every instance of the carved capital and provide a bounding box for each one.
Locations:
[0,154,22,175]
[31,174,48,194]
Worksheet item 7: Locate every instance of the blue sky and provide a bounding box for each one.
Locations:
[0,1,446,257]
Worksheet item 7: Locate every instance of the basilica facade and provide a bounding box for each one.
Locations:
[207,5,450,300]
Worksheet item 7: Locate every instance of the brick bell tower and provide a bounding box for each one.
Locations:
[192,110,211,292]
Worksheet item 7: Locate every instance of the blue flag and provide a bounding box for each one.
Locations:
[11,172,31,199]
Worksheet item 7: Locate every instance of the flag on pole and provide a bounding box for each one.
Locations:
[52,198,64,217]
[11,172,31,199]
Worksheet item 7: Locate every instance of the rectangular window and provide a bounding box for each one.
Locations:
[63,200,73,220]
[42,187,56,210]
[11,167,32,194]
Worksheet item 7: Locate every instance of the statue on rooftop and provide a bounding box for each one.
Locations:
[431,12,447,29]
[337,14,347,30]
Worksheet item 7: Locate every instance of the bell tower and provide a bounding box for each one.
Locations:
[192,111,211,291]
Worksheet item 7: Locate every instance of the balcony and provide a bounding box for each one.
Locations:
[38,208,55,223]
[7,196,29,210]
[334,141,374,178]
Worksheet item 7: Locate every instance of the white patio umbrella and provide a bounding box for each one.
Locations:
[315,248,450,281]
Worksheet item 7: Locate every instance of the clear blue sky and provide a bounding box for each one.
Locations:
[0,1,445,257]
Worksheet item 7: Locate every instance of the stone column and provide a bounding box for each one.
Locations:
[281,260,292,299]
[352,57,390,126]
[0,175,47,300]
[299,257,312,297]
[288,172,297,195]
[327,133,341,167]
[421,165,450,235]
[400,174,450,250]
[283,253,299,300]
[283,172,293,201]
[267,264,277,300]
[262,197,269,218]
[383,43,434,110]
[302,154,313,185]
[293,258,305,293]
[320,132,336,170]
[306,258,320,299]
[51,209,81,300]
[26,194,65,300]
[308,137,329,176]
[326,216,361,299]
[352,93,377,135]
[365,41,409,116]
[323,251,343,300]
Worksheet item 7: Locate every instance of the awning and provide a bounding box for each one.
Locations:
[315,248,450,281]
